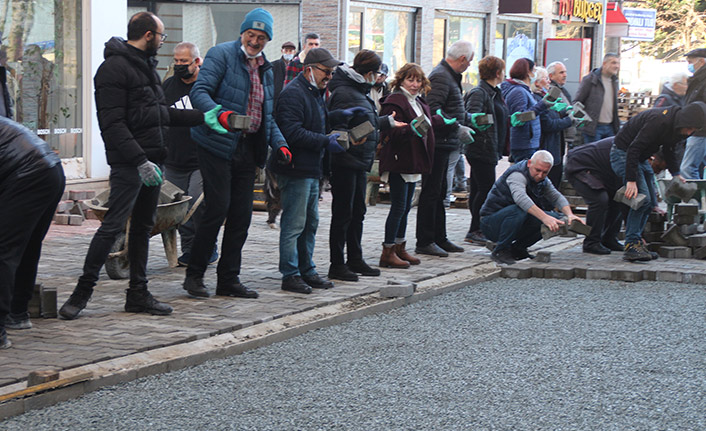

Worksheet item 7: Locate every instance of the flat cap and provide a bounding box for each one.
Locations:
[281,41,296,49]
[685,48,706,58]
[303,48,343,68]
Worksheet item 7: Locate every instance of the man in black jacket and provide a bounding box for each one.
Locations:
[59,12,204,320]
[416,40,474,257]
[0,118,65,349]
[679,48,706,179]
[610,102,706,261]
[272,41,296,108]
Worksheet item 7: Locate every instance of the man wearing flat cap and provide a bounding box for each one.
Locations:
[679,48,706,179]
[182,7,292,299]
[271,48,360,294]
[272,41,296,107]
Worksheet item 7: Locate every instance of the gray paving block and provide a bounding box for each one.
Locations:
[644,221,665,233]
[693,246,706,259]
[379,281,416,298]
[500,266,532,279]
[682,272,706,284]
[614,186,647,210]
[675,203,699,216]
[642,269,656,281]
[657,246,692,259]
[574,267,587,279]
[661,225,688,247]
[68,190,87,201]
[643,232,664,243]
[535,251,551,263]
[612,269,643,282]
[55,200,73,213]
[531,266,545,278]
[585,268,612,280]
[674,214,700,225]
[688,233,706,248]
[541,223,568,240]
[648,212,666,223]
[544,266,574,280]
[656,270,682,282]
[664,179,697,202]
[68,215,84,226]
[53,214,70,225]
[680,223,699,236]
[568,219,592,236]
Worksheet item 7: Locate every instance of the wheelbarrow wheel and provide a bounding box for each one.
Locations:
[105,232,129,280]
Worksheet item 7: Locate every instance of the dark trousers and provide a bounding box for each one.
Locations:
[480,205,562,252]
[0,164,64,322]
[467,158,496,233]
[548,162,563,189]
[416,148,451,246]
[79,165,160,291]
[186,143,256,285]
[384,173,416,244]
[329,166,367,264]
[568,176,624,247]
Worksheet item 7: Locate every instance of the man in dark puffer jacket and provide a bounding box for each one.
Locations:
[60,12,204,320]
[0,118,65,349]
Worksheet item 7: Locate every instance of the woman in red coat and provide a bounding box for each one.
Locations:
[379,63,442,268]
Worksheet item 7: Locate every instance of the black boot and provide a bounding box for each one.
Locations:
[59,285,94,320]
[124,289,173,315]
[347,259,381,276]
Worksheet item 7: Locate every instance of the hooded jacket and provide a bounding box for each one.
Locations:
[574,67,620,137]
[190,39,286,166]
[0,116,60,187]
[94,37,203,167]
[327,64,392,172]
[501,79,546,153]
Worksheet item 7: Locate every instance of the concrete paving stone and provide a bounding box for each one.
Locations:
[655,270,683,282]
[661,225,689,246]
[647,212,666,223]
[682,272,706,284]
[535,251,551,262]
[611,269,643,282]
[675,203,699,216]
[658,246,692,259]
[499,266,532,279]
[674,214,700,225]
[679,223,699,236]
[644,221,666,233]
[693,246,706,260]
[688,233,706,248]
[544,266,574,280]
[585,268,613,280]
[573,267,587,278]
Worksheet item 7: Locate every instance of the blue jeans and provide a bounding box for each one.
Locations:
[384,173,416,244]
[480,205,562,252]
[583,123,615,144]
[610,147,657,244]
[679,135,706,179]
[278,174,319,279]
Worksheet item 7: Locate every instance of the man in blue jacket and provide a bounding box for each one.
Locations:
[182,8,292,299]
[271,48,350,294]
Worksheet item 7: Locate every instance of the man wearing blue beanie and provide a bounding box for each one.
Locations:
[183,7,292,299]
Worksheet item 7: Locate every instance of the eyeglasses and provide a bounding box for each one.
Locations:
[153,31,168,42]
[313,66,334,76]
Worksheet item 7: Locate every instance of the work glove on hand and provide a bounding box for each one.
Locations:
[510,112,526,127]
[410,118,423,138]
[137,161,163,187]
[204,105,229,134]
[341,106,367,118]
[458,125,475,145]
[277,147,292,165]
[469,113,492,131]
[327,134,346,154]
[436,109,457,125]
[550,98,569,112]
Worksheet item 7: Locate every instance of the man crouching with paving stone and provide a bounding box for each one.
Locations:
[480,150,583,265]
[60,12,204,320]
[610,101,706,262]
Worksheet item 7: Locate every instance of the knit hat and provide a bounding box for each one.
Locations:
[240,8,273,41]
[675,101,706,130]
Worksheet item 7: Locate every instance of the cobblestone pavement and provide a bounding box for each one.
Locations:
[3,194,706,390]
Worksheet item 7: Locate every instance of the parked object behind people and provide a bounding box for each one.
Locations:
[574,53,621,143]
[0,117,65,349]
[463,55,508,245]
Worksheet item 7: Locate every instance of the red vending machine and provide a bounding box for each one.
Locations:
[544,38,592,97]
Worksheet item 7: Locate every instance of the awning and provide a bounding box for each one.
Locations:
[606,2,629,37]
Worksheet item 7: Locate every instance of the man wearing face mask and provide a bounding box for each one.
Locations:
[272,41,296,108]
[679,48,706,179]
[162,42,217,267]
[284,33,321,86]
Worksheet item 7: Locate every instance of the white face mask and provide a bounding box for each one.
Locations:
[307,67,319,88]
[283,53,294,61]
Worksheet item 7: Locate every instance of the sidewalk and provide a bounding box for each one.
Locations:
[3,196,706,409]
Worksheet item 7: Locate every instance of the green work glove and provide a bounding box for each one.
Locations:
[550,98,569,112]
[510,112,526,127]
[137,161,163,187]
[469,113,492,131]
[204,104,229,134]
[436,109,457,125]
[410,118,423,138]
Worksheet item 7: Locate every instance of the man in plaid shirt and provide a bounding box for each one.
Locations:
[283,33,320,86]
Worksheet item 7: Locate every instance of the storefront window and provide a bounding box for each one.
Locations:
[1,0,83,159]
[432,14,485,91]
[496,20,537,72]
[347,6,415,74]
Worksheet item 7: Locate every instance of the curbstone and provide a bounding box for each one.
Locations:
[585,268,612,280]
[641,269,656,281]
[682,272,706,284]
[612,269,643,282]
[379,280,416,298]
[544,266,574,280]
[500,266,532,279]
[656,270,682,282]
[531,266,546,278]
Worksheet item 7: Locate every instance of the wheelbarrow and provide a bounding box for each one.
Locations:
[85,181,201,279]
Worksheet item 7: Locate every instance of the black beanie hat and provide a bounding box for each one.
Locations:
[675,101,706,130]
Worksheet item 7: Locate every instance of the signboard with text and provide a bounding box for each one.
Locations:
[623,8,657,41]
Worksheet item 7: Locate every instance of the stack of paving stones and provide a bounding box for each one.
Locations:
[53,190,97,226]
[652,203,706,259]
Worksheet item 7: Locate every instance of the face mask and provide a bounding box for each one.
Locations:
[688,64,696,74]
[173,64,194,79]
[529,74,537,85]
[283,53,294,61]
[307,67,319,88]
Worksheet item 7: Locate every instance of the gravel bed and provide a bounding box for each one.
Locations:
[4,278,706,430]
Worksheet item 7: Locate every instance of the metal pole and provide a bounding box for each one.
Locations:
[597,0,608,62]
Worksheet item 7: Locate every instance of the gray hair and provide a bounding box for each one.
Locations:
[531,150,554,166]
[603,53,620,62]
[668,71,689,85]
[447,40,474,61]
[174,42,200,59]
[546,61,565,76]
[531,67,548,93]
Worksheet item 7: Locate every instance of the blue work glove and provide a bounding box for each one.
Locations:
[137,161,163,187]
[469,113,492,131]
[327,134,346,154]
[436,109,457,125]
[510,112,526,127]
[204,104,229,134]
[341,107,367,118]
[410,118,423,138]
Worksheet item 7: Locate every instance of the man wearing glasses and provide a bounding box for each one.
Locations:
[182,8,292,299]
[60,12,204,319]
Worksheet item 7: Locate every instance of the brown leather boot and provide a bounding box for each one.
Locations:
[394,241,420,265]
[380,244,410,268]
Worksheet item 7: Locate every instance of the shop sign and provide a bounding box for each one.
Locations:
[557,0,603,24]
[622,8,656,41]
